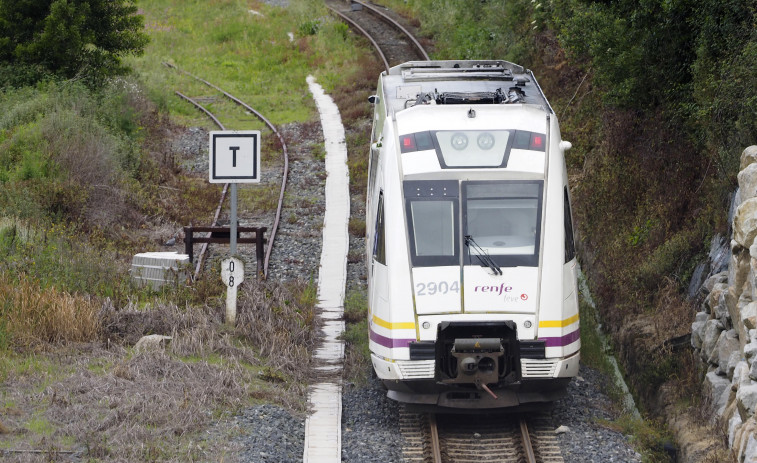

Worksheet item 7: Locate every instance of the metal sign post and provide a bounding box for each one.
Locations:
[209,130,261,325]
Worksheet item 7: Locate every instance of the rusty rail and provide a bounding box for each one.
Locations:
[168,63,288,279]
[352,0,430,61]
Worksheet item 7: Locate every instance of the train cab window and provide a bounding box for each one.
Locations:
[564,186,576,263]
[373,191,386,265]
[463,181,543,267]
[404,180,459,267]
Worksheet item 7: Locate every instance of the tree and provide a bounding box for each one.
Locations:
[0,0,148,85]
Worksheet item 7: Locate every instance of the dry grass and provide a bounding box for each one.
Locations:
[0,278,320,461]
[0,273,100,348]
[235,279,321,386]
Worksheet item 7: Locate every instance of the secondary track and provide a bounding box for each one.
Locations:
[167,63,289,280]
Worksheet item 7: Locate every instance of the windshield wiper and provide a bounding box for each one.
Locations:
[464,235,502,276]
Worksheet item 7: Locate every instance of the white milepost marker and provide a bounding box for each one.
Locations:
[221,257,244,325]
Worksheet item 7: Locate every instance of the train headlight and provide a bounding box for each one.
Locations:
[477,132,495,150]
[450,132,468,150]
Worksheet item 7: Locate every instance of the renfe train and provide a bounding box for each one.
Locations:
[365,60,580,410]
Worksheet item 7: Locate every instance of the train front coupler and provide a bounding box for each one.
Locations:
[434,321,521,394]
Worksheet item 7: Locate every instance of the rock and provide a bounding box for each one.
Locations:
[555,425,569,435]
[134,334,172,352]
[714,289,733,329]
[745,433,757,463]
[735,417,757,462]
[734,198,757,249]
[741,145,757,171]
[704,271,729,294]
[740,163,757,202]
[750,361,757,382]
[705,371,732,417]
[744,302,757,331]
[712,330,740,374]
[736,361,751,387]
[732,252,753,300]
[702,319,725,362]
[737,382,757,421]
[746,342,757,364]
[730,413,743,448]
[730,351,743,380]
[707,283,729,315]
[692,320,707,349]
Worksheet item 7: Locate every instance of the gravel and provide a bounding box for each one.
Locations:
[232,405,306,463]
[553,367,643,462]
[225,367,643,462]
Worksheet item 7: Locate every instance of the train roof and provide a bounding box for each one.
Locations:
[381,60,553,116]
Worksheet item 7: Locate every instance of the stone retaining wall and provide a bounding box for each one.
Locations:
[692,146,757,462]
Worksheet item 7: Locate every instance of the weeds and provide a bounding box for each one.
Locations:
[0,272,101,348]
[341,289,370,383]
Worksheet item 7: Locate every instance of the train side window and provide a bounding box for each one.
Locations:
[373,191,386,265]
[564,187,576,263]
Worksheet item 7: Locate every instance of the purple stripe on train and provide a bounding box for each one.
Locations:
[369,329,415,349]
[539,329,580,347]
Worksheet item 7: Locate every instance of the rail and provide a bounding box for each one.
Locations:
[352,0,430,61]
[169,63,289,279]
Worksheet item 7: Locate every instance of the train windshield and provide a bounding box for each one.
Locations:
[404,180,541,267]
[463,181,542,267]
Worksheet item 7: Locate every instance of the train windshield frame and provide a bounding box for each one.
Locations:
[404,180,542,268]
[462,180,543,267]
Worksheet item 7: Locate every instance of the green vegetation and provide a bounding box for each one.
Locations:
[0,0,148,86]
[341,289,370,383]
[128,0,362,130]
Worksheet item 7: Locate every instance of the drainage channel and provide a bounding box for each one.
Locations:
[302,75,350,462]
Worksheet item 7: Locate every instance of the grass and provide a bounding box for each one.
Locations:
[129,0,364,130]
[341,289,371,383]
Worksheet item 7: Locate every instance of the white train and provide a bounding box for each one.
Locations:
[365,60,580,410]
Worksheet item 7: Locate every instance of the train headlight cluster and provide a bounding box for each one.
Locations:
[450,132,468,150]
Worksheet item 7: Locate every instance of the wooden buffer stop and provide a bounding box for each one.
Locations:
[183,226,267,274]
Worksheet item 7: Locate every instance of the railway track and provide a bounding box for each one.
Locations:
[402,410,565,463]
[167,63,289,280]
[326,0,430,70]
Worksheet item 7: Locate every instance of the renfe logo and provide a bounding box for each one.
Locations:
[474,284,513,295]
